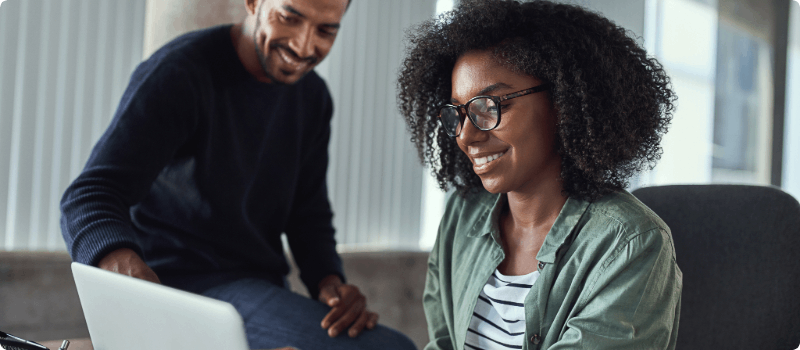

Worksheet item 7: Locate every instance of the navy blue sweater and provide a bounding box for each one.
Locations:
[60,25,343,299]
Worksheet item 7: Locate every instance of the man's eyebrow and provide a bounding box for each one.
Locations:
[282,5,306,18]
[282,5,341,29]
[450,82,512,104]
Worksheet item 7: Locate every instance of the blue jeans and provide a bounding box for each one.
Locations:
[201,278,417,350]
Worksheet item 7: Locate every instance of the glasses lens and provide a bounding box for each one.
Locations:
[467,97,498,130]
[439,106,462,136]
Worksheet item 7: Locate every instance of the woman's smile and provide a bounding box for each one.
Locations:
[471,151,506,174]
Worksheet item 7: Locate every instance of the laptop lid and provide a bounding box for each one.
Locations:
[71,262,250,350]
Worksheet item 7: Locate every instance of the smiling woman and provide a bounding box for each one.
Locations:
[397,0,682,349]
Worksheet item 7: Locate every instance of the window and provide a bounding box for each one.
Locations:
[783,1,800,199]
[636,0,784,189]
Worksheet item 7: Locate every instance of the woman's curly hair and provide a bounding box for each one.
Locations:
[397,0,675,201]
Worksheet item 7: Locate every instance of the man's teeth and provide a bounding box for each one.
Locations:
[474,152,504,166]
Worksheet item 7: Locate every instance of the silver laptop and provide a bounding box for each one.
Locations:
[71,262,250,350]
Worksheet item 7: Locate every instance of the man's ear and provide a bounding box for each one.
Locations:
[245,0,259,15]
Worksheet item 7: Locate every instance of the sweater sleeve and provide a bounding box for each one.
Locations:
[60,58,199,266]
[284,90,344,300]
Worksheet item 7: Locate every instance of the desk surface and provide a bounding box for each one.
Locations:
[39,338,285,350]
[40,339,93,350]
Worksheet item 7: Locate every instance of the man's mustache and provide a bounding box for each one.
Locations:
[271,44,318,65]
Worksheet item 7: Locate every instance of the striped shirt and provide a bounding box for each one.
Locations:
[465,269,540,350]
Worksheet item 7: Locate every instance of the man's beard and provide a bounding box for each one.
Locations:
[254,40,288,85]
[253,43,319,85]
[251,9,317,85]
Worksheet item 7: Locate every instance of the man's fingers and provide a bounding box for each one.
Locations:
[319,282,378,337]
[366,311,379,329]
[321,305,346,329]
[317,284,341,307]
[141,269,162,284]
[130,263,161,284]
[316,275,343,307]
[321,284,359,328]
[98,248,161,284]
[335,284,360,305]
[347,310,370,337]
[328,296,365,337]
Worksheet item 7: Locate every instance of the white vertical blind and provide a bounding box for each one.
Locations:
[0,0,147,251]
[316,0,436,250]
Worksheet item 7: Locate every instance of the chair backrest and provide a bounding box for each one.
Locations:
[632,184,800,350]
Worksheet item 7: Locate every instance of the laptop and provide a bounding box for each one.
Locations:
[71,262,250,350]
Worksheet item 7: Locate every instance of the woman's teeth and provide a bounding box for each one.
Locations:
[474,152,504,166]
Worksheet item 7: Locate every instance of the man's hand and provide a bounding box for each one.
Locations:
[97,248,161,284]
[317,275,378,338]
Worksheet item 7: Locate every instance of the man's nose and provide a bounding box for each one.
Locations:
[288,26,315,60]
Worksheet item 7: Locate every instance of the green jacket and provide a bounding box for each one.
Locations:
[423,190,682,350]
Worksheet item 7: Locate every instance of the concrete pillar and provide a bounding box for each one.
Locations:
[143,0,248,58]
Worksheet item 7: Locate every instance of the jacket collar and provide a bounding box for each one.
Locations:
[536,197,590,264]
[465,191,591,264]
[465,192,504,238]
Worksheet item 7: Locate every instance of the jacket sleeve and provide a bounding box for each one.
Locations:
[548,228,682,350]
[423,217,456,350]
[284,90,344,300]
[60,59,199,266]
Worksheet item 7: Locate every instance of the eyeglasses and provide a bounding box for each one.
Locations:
[438,83,551,137]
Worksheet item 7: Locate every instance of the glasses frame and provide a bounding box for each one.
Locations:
[438,83,552,137]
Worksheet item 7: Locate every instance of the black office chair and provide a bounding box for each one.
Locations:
[632,184,800,350]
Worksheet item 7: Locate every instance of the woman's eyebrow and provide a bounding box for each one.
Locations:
[450,82,513,103]
[477,82,512,96]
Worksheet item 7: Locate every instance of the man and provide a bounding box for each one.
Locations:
[60,0,416,349]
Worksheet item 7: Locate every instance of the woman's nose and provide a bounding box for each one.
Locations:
[457,113,488,144]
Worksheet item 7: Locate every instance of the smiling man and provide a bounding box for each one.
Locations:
[60,0,416,349]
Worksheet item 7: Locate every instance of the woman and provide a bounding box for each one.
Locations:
[397,1,681,349]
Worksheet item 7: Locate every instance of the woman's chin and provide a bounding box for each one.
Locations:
[479,177,507,194]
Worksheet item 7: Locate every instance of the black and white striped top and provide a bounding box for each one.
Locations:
[465,269,540,350]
